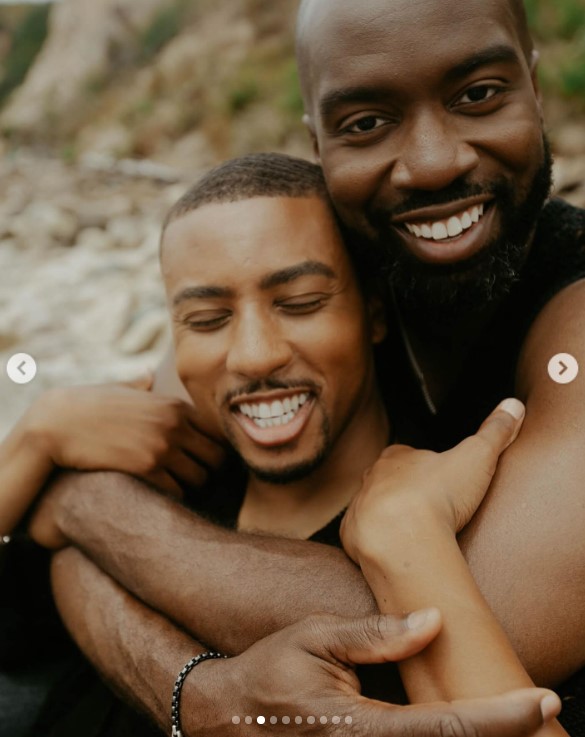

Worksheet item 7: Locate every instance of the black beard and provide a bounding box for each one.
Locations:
[359,135,554,325]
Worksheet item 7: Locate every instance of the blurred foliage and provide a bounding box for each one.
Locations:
[526,0,585,105]
[0,5,49,107]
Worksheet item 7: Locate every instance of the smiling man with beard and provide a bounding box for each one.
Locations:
[20,1,585,735]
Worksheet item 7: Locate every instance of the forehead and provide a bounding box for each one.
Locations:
[161,196,349,287]
[302,0,523,103]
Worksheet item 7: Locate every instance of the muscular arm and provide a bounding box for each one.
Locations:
[38,281,585,684]
[52,548,561,737]
[45,473,375,654]
[459,279,585,686]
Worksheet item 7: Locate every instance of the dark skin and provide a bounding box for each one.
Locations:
[27,0,585,731]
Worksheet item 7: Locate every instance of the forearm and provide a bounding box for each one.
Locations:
[0,420,53,535]
[360,512,566,735]
[51,547,219,733]
[51,471,376,652]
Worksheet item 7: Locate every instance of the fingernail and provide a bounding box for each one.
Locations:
[540,693,561,721]
[407,608,438,630]
[498,398,525,421]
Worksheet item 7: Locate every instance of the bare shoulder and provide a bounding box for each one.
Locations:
[516,277,585,400]
[459,278,585,686]
[152,346,192,402]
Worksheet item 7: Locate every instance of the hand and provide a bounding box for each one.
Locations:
[26,378,226,497]
[341,398,525,564]
[191,610,559,737]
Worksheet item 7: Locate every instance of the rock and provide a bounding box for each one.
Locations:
[0,0,171,138]
[7,201,78,248]
[76,226,117,251]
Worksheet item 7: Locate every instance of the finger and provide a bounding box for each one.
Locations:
[476,398,526,452]
[350,688,559,737]
[165,449,209,489]
[451,398,525,474]
[302,610,442,666]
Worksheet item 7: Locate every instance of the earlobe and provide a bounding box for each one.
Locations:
[302,113,321,164]
[529,49,544,114]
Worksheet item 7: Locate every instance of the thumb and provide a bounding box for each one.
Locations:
[303,609,442,666]
[452,397,525,473]
[348,688,560,737]
[477,398,526,451]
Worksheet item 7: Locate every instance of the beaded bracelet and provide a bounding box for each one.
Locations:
[171,651,227,737]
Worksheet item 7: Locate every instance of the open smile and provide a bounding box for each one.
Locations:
[392,196,496,264]
[230,390,316,448]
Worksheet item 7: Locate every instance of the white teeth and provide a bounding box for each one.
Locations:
[271,400,284,417]
[237,392,311,424]
[447,216,463,237]
[404,202,487,242]
[259,403,271,419]
[432,222,449,240]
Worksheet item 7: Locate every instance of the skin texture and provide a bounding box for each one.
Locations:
[51,548,559,737]
[24,0,585,729]
[340,401,567,734]
[162,196,388,536]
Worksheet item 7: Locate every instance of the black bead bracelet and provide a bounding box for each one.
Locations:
[171,651,227,737]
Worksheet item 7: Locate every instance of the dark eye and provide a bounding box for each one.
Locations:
[344,115,388,134]
[458,85,499,105]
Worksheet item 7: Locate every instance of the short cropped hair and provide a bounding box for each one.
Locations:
[163,153,329,231]
[161,152,382,297]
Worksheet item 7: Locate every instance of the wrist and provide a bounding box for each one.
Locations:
[355,503,453,571]
[180,655,236,736]
[20,389,67,466]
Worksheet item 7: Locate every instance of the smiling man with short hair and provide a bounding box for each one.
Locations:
[19,1,585,734]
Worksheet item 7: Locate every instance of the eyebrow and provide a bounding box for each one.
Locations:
[259,260,336,290]
[173,260,336,307]
[173,285,234,307]
[444,44,521,83]
[319,44,521,119]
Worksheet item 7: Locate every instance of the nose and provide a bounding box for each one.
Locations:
[226,309,293,379]
[391,109,479,191]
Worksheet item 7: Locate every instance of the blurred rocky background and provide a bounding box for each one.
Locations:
[0,0,584,436]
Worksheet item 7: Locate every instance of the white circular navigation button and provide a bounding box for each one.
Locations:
[548,353,579,385]
[6,353,37,385]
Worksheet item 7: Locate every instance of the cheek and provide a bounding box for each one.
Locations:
[321,143,390,230]
[174,338,225,432]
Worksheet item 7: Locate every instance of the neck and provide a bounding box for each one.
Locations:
[238,384,389,539]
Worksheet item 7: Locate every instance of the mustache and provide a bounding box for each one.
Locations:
[225,378,318,405]
[373,178,509,220]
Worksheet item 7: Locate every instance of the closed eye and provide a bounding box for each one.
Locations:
[277,295,329,314]
[181,311,231,331]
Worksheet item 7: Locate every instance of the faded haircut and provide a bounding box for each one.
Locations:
[160,152,380,295]
[163,152,329,232]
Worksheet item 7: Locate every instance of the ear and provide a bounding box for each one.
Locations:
[529,49,544,115]
[302,113,321,163]
[368,296,387,345]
